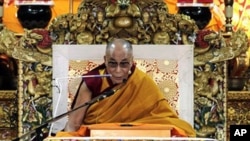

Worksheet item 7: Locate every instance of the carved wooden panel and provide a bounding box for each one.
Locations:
[227,91,250,141]
[0,90,18,140]
[193,61,227,141]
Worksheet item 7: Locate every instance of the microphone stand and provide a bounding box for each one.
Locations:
[12,89,116,141]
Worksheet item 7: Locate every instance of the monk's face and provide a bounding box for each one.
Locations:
[104,46,133,84]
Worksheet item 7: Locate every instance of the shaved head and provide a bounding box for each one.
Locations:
[106,38,133,56]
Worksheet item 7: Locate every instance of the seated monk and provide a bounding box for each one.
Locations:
[56,38,196,137]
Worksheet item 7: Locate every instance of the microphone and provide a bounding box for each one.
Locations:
[53,74,112,93]
[122,78,127,83]
[52,74,112,80]
[13,77,126,141]
[88,79,127,104]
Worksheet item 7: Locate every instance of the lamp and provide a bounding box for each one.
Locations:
[15,0,54,29]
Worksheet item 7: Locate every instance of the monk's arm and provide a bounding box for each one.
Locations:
[64,82,92,131]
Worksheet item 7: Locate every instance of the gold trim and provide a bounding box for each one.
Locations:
[17,60,24,137]
[228,91,250,100]
[0,90,17,99]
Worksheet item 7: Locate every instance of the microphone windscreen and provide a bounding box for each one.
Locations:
[123,79,127,83]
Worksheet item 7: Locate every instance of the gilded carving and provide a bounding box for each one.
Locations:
[0,90,18,140]
[227,92,250,140]
[49,0,198,45]
[194,62,226,139]
[0,0,249,140]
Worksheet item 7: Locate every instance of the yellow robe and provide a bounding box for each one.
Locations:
[57,67,196,137]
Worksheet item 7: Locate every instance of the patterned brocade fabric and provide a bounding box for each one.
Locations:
[68,59,179,114]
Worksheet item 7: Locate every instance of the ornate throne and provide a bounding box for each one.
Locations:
[0,0,249,140]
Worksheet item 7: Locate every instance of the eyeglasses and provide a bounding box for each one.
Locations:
[107,61,130,68]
